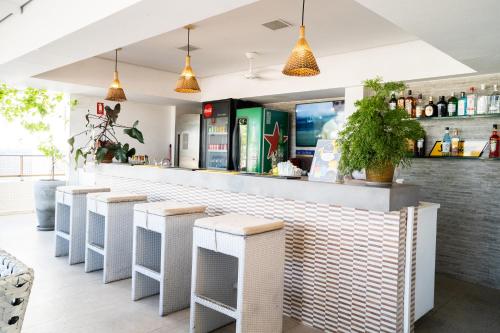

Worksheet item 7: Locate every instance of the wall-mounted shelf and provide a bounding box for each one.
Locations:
[412,157,500,161]
[415,113,500,121]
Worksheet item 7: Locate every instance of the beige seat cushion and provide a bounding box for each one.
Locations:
[194,213,284,236]
[134,201,207,216]
[57,185,111,195]
[87,192,147,203]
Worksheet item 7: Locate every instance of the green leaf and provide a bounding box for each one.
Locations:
[114,147,127,163]
[68,137,75,153]
[124,127,144,144]
[95,147,108,163]
[132,120,139,128]
[74,148,83,165]
[127,147,136,158]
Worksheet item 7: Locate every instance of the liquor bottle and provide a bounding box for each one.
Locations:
[466,87,477,115]
[424,96,437,117]
[457,92,467,116]
[415,94,424,118]
[436,96,448,117]
[416,138,425,157]
[451,129,460,157]
[489,84,500,114]
[397,91,405,109]
[476,84,489,114]
[389,92,397,110]
[447,92,458,117]
[489,124,500,158]
[442,127,451,157]
[405,90,416,118]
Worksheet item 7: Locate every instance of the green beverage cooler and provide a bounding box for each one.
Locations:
[232,107,289,173]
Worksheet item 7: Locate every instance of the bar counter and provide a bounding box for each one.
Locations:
[79,163,421,333]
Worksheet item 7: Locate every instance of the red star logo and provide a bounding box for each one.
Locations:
[264,122,288,159]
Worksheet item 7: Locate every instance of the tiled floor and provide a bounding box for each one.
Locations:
[2,213,500,333]
[0,213,321,333]
[415,273,500,333]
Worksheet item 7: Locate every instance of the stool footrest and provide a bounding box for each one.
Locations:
[133,264,161,281]
[55,230,70,239]
[193,294,237,319]
[87,243,105,255]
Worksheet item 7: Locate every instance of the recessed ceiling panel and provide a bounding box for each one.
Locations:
[97,0,417,78]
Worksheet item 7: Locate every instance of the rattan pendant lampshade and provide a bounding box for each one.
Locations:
[105,49,127,102]
[282,0,320,77]
[175,26,201,93]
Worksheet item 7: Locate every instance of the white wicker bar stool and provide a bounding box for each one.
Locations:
[54,186,110,265]
[84,192,147,284]
[132,201,208,316]
[189,213,285,333]
[0,250,34,333]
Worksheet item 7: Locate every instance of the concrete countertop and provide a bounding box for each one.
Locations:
[83,163,420,213]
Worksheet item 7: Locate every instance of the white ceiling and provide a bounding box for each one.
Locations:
[353,0,500,74]
[98,0,417,78]
[0,0,27,21]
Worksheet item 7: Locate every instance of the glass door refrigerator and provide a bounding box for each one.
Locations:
[200,99,259,170]
[232,107,289,174]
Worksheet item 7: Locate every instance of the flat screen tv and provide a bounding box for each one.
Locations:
[295,100,346,147]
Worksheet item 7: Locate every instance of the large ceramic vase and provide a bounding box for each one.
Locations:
[33,179,66,231]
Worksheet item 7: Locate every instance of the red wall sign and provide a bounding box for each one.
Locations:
[203,103,213,118]
[97,102,104,116]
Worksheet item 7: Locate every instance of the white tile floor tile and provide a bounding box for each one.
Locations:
[0,213,322,333]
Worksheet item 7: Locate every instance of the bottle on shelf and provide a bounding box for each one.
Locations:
[476,84,489,115]
[489,124,500,158]
[457,91,467,116]
[416,138,425,157]
[451,128,461,157]
[424,96,437,117]
[415,94,424,118]
[389,92,397,110]
[466,87,477,116]
[489,84,500,114]
[441,127,452,157]
[405,89,416,118]
[447,92,458,117]
[436,96,448,117]
[397,91,405,110]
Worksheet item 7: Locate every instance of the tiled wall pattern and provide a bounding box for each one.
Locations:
[400,159,500,288]
[401,73,500,289]
[93,174,412,333]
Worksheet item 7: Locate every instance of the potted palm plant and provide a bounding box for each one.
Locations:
[68,103,144,165]
[338,78,425,184]
[0,84,67,230]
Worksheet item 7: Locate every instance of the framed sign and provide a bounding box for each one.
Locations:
[430,140,487,158]
[97,102,104,116]
[308,139,341,183]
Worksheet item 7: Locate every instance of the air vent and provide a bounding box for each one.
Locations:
[262,19,292,31]
[177,45,200,52]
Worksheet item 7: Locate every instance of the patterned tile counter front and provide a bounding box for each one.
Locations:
[79,164,419,333]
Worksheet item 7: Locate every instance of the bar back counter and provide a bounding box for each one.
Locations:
[79,164,425,333]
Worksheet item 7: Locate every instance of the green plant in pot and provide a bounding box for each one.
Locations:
[68,103,144,164]
[338,78,425,184]
[0,84,68,230]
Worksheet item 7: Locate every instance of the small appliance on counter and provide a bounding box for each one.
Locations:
[200,98,260,170]
[232,107,289,174]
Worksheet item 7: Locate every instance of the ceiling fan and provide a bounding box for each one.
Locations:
[243,52,280,81]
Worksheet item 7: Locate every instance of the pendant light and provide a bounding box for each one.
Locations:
[175,26,201,93]
[282,0,320,77]
[105,48,127,102]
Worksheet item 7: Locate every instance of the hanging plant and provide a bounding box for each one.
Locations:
[68,103,144,164]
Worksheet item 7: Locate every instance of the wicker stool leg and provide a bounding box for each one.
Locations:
[132,226,160,301]
[69,195,86,265]
[54,202,69,258]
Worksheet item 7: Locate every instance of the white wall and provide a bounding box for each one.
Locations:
[70,95,176,164]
